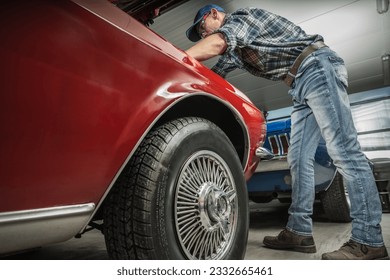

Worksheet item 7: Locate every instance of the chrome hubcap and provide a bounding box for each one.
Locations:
[199,183,232,234]
[175,151,237,260]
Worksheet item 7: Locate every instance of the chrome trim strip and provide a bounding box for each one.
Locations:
[0,203,95,255]
[279,133,290,155]
[0,203,95,224]
[268,135,280,155]
[255,157,289,172]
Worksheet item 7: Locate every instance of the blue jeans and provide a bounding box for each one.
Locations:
[286,47,384,247]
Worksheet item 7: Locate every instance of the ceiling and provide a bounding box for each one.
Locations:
[137,0,390,112]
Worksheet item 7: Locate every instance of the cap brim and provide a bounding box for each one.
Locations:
[186,17,203,42]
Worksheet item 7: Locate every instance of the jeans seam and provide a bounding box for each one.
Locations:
[322,65,374,243]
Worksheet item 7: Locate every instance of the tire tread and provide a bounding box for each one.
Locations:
[104,117,209,259]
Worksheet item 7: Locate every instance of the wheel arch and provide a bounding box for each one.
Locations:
[87,94,250,227]
[155,94,249,168]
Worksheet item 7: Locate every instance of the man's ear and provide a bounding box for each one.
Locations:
[210,8,218,18]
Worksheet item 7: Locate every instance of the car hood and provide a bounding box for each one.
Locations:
[109,0,189,25]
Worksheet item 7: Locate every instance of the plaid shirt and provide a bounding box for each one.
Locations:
[212,8,323,80]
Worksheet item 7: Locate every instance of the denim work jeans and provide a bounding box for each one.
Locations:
[286,47,384,247]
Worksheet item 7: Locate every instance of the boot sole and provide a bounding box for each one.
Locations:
[322,255,390,260]
[322,253,390,260]
[263,241,317,253]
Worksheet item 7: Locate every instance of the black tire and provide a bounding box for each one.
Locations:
[103,117,249,259]
[319,172,351,222]
[277,197,292,204]
[250,196,274,203]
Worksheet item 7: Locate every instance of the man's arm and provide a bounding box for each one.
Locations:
[186,33,227,61]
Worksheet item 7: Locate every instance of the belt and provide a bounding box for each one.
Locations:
[284,41,328,87]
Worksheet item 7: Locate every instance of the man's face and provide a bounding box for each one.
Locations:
[197,9,222,39]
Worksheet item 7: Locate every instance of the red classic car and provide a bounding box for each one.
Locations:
[0,0,266,259]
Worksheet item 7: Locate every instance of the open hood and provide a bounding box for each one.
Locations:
[109,0,189,25]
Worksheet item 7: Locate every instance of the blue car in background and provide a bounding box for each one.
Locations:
[248,86,390,222]
[248,116,350,222]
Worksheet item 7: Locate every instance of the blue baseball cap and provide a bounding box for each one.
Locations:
[186,4,225,42]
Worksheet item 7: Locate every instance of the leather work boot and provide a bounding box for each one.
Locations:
[322,240,389,260]
[263,229,316,253]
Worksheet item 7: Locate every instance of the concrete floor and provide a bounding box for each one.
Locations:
[2,201,390,260]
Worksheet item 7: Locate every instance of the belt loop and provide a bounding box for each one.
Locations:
[287,72,295,79]
[284,72,295,87]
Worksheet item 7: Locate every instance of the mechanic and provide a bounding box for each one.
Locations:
[185,4,388,260]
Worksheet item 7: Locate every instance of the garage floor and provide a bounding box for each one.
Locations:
[2,201,390,260]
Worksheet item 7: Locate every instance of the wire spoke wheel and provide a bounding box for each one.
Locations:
[175,150,238,260]
[104,117,247,260]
